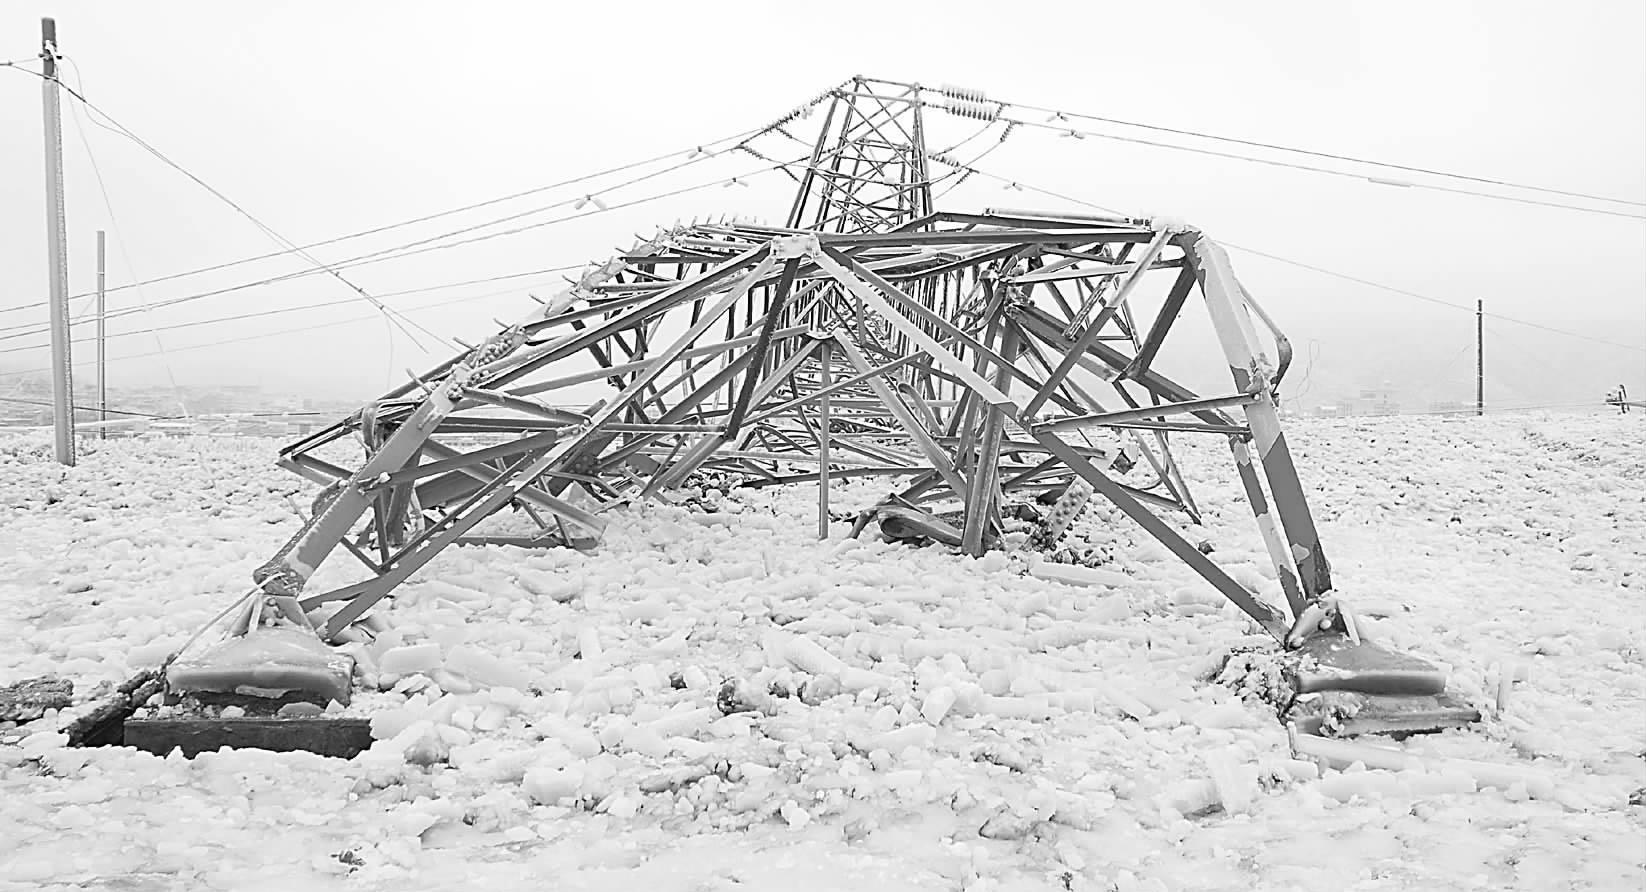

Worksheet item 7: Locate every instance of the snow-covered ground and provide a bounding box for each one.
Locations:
[1,413,1642,891]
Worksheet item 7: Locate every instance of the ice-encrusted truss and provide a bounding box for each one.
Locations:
[253,77,1336,643]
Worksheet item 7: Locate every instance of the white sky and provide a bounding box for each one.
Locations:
[1,0,1642,410]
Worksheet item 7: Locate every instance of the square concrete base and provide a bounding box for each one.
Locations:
[124,716,372,758]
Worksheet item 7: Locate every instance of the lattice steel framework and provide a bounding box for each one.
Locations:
[253,79,1335,644]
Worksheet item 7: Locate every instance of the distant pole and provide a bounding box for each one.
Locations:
[96,230,107,439]
[42,18,75,464]
[1475,299,1484,417]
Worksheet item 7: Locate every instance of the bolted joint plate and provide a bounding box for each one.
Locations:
[771,234,820,260]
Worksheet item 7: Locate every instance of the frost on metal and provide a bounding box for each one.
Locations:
[166,628,355,706]
[244,77,1336,646]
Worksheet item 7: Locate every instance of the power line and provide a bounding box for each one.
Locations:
[0,395,166,419]
[1222,244,1646,354]
[966,89,1646,209]
[0,263,583,356]
[0,126,767,316]
[976,111,1646,221]
[61,57,190,414]
[949,164,1646,356]
[0,156,797,346]
[10,59,449,352]
[55,70,453,354]
[0,70,818,317]
[0,282,567,379]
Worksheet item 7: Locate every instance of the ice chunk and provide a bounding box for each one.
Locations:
[1204,750,1257,814]
[1029,563,1130,589]
[920,686,957,725]
[445,646,531,691]
[533,716,601,758]
[645,705,714,739]
[474,703,511,732]
[853,722,936,754]
[772,632,895,692]
[779,800,812,829]
[517,571,581,603]
[1191,702,1258,730]
[378,643,443,677]
[523,762,586,804]
[1157,777,1220,816]
[1291,732,1555,798]
[20,731,69,756]
[370,702,420,741]
[577,628,602,661]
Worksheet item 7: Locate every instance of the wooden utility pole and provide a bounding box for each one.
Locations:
[41,18,75,464]
[96,230,107,439]
[1476,299,1484,417]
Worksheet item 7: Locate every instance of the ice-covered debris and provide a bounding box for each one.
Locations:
[167,627,354,704]
[0,677,72,722]
[1215,649,1293,709]
[4,417,1643,882]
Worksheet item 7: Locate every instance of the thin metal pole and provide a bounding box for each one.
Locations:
[42,18,75,465]
[1481,297,1494,416]
[817,340,831,539]
[96,230,107,439]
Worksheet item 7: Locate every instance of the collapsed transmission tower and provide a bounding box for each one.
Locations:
[246,76,1335,646]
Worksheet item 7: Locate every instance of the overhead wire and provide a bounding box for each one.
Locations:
[0,278,588,378]
[0,83,807,317]
[0,263,585,355]
[47,60,452,353]
[984,112,1646,221]
[8,60,1633,396]
[0,125,769,315]
[943,162,1646,355]
[947,88,1645,210]
[61,56,190,415]
[0,394,168,419]
[0,154,800,348]
[2,52,444,351]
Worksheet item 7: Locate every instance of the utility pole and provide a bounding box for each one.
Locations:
[96,230,107,439]
[41,18,75,464]
[1476,299,1484,417]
